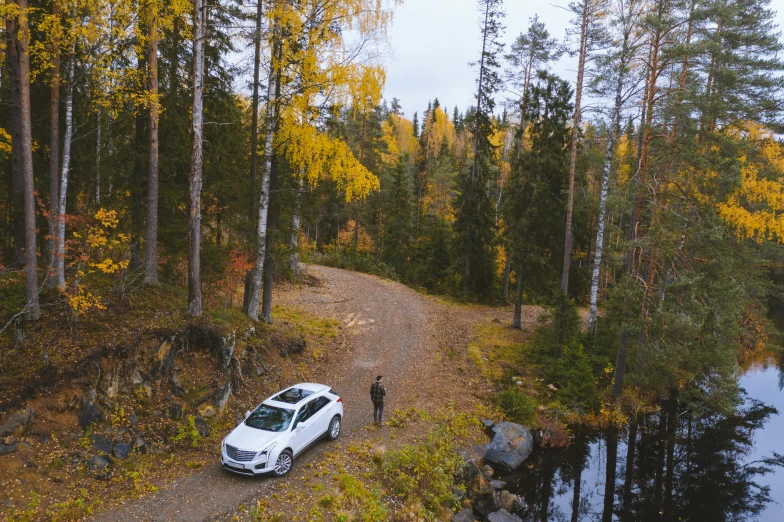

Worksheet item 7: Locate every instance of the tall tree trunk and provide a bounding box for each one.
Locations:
[502,254,512,300]
[622,415,638,515]
[602,427,619,522]
[248,0,263,228]
[513,265,523,328]
[588,26,629,332]
[47,0,61,288]
[560,0,589,295]
[245,34,279,320]
[261,151,280,324]
[95,107,101,204]
[144,2,160,285]
[352,205,359,251]
[17,0,40,320]
[7,13,25,267]
[55,30,76,291]
[188,0,207,317]
[290,176,303,274]
[129,107,145,271]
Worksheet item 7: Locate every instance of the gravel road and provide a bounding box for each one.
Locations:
[91,265,442,521]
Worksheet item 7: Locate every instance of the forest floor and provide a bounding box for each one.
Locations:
[82,265,546,522]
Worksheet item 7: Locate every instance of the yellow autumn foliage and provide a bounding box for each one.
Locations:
[381,114,420,166]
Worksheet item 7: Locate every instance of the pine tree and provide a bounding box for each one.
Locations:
[382,154,414,276]
[454,0,504,299]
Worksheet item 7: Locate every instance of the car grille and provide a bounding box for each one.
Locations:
[226,444,256,462]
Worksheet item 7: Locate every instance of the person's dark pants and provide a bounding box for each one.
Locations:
[373,402,384,424]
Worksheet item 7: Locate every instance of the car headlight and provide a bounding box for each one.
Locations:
[259,442,277,460]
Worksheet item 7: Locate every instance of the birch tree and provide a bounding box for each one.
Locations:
[143,0,160,284]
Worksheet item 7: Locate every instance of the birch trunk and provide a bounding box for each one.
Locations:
[47,0,61,288]
[187,0,207,317]
[588,24,630,333]
[247,0,263,225]
[144,2,160,285]
[17,0,40,320]
[245,51,278,320]
[290,177,303,274]
[561,0,589,295]
[55,35,76,291]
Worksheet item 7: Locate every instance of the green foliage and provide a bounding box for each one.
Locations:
[304,250,399,281]
[495,386,537,425]
[172,415,202,447]
[554,343,600,413]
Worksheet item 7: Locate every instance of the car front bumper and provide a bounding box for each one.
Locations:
[220,449,275,475]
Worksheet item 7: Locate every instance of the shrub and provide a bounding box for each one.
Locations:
[495,386,537,426]
[303,250,399,281]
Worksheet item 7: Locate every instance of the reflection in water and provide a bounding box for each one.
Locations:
[511,359,784,522]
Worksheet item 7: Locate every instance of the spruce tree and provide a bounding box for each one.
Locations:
[454,0,505,299]
[382,154,415,277]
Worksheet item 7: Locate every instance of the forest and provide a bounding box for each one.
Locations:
[2,0,784,514]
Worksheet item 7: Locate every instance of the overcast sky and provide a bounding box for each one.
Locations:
[382,0,784,121]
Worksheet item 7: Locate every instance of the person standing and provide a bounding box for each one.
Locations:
[370,375,386,425]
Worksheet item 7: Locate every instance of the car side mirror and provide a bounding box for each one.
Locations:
[245,410,251,419]
[294,422,304,431]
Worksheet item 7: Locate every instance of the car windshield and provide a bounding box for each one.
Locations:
[272,388,315,404]
[244,404,294,432]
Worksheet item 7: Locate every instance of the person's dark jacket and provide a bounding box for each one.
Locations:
[370,381,386,405]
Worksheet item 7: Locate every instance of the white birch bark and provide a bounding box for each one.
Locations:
[290,176,304,274]
[55,36,76,291]
[245,63,278,320]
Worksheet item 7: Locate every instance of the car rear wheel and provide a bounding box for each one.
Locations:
[273,449,293,477]
[327,415,341,441]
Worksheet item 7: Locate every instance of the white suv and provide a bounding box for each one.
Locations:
[221,383,343,476]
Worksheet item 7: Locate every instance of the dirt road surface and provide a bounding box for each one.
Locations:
[92,265,514,521]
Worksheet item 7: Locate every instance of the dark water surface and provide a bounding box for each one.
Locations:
[509,352,784,521]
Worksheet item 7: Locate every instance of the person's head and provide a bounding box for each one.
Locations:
[376,375,383,382]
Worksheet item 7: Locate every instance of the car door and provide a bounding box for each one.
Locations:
[306,396,332,442]
[291,401,315,455]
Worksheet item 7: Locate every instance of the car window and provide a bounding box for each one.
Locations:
[273,388,315,404]
[310,396,330,415]
[294,402,313,426]
[245,404,295,432]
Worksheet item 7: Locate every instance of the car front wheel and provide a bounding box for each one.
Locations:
[272,449,293,477]
[327,415,341,441]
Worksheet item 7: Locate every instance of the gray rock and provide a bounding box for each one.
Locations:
[486,508,522,522]
[493,490,524,513]
[458,444,487,466]
[0,408,35,437]
[0,441,18,455]
[91,434,111,454]
[480,418,495,436]
[196,380,232,418]
[484,422,534,473]
[129,413,139,425]
[40,433,52,444]
[220,332,236,370]
[133,437,146,451]
[278,335,306,358]
[452,486,466,501]
[88,455,110,471]
[452,508,476,522]
[112,443,131,459]
[256,365,265,376]
[78,398,104,430]
[170,372,187,398]
[151,338,176,377]
[490,480,507,490]
[194,416,211,438]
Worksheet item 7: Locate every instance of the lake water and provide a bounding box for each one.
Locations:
[509,351,784,521]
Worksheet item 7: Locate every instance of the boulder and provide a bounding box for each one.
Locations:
[220,332,236,370]
[196,380,232,418]
[480,418,495,436]
[79,398,104,430]
[88,455,110,471]
[0,408,35,437]
[458,444,487,467]
[452,508,476,522]
[462,460,493,500]
[112,443,131,459]
[277,334,306,358]
[493,490,525,513]
[490,480,506,490]
[151,338,176,378]
[486,508,523,522]
[194,416,211,438]
[90,434,112,454]
[0,439,18,455]
[484,422,534,473]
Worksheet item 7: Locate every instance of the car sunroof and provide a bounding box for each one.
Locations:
[272,388,314,404]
